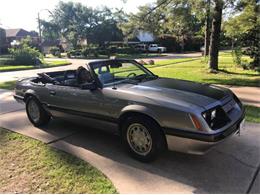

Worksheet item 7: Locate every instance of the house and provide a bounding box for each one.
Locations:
[136,31,155,43]
[41,40,61,54]
[0,27,8,53]
[5,28,39,46]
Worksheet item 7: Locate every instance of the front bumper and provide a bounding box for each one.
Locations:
[13,94,24,103]
[164,108,245,154]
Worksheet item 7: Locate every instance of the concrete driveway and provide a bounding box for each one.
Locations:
[0,89,259,193]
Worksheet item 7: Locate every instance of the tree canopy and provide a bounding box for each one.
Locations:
[224,0,259,68]
[41,2,124,47]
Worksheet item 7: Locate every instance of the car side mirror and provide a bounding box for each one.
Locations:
[81,82,97,90]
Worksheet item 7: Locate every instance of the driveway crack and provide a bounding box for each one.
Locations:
[213,149,256,169]
[0,108,25,116]
[246,163,260,193]
[46,131,79,145]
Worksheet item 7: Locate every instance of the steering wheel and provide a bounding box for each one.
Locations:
[127,72,137,78]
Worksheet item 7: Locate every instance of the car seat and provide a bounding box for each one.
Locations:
[98,67,114,84]
[63,70,77,86]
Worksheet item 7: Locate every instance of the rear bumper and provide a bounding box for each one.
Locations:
[164,108,245,154]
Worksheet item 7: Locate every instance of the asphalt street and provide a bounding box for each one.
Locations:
[0,53,201,82]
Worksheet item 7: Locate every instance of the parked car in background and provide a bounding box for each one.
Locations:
[148,44,167,53]
[135,44,147,52]
[14,59,245,162]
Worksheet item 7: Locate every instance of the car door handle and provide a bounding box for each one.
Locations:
[49,90,56,95]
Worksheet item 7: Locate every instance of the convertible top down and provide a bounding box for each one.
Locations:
[14,59,245,161]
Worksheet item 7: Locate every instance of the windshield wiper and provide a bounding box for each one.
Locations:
[121,79,139,85]
[133,74,158,81]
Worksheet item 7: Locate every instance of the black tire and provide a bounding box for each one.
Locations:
[121,115,166,162]
[26,96,50,127]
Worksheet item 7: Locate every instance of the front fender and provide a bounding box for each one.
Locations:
[24,89,40,102]
[119,104,162,126]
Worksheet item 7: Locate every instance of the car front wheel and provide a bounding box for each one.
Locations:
[122,115,165,162]
[26,96,50,127]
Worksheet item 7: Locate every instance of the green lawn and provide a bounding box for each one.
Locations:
[0,60,71,72]
[0,128,117,193]
[115,53,166,59]
[0,81,16,90]
[147,52,259,87]
[245,105,260,123]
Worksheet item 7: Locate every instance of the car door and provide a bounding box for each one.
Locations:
[44,83,118,132]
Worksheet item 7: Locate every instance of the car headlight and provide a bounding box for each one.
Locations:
[202,106,230,130]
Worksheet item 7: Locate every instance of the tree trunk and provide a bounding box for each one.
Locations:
[208,0,223,71]
[204,0,211,56]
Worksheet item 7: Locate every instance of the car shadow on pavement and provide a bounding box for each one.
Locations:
[43,118,258,194]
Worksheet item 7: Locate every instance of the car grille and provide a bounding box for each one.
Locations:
[222,99,236,113]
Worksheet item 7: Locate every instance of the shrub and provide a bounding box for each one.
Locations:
[147,60,155,65]
[157,36,180,52]
[81,47,100,58]
[115,47,139,54]
[0,58,16,65]
[138,60,147,65]
[9,45,42,65]
[232,46,243,66]
[184,36,204,51]
[49,46,60,56]
[68,49,81,57]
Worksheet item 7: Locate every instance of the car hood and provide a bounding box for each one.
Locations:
[119,78,230,109]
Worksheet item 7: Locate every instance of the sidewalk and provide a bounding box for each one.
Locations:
[220,85,260,107]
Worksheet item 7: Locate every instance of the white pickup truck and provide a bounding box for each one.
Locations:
[148,44,167,53]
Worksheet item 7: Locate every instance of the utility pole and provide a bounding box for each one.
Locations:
[38,12,42,51]
[37,9,54,53]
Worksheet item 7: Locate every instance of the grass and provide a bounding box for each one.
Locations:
[0,128,117,193]
[245,105,260,123]
[0,81,16,90]
[147,51,260,87]
[115,53,166,59]
[0,60,71,72]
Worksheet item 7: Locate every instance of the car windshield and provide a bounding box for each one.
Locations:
[90,60,157,87]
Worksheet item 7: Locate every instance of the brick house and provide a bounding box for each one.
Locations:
[5,28,39,46]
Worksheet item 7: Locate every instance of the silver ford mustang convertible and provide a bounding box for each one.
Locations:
[14,59,245,161]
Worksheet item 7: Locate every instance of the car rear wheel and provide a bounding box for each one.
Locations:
[26,96,50,127]
[122,115,165,162]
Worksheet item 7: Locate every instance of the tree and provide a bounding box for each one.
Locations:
[0,27,6,54]
[208,0,224,71]
[224,0,259,68]
[88,8,124,45]
[204,0,211,56]
[41,20,60,41]
[42,2,124,48]
[121,0,203,51]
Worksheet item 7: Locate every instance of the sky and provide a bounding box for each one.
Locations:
[0,0,154,31]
